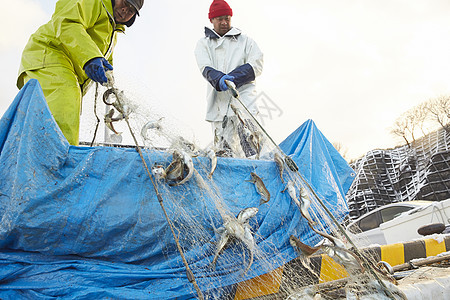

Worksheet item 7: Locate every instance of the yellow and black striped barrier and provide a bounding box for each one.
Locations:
[232,235,450,300]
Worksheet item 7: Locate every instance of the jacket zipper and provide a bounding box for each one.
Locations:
[81,3,120,90]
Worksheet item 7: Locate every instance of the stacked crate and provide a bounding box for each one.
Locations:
[347,128,450,220]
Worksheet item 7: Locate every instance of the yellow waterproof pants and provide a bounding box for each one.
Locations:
[19,67,82,145]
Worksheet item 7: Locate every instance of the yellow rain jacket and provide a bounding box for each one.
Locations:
[17,0,125,145]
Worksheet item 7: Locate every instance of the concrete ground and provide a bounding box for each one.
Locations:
[397,266,450,300]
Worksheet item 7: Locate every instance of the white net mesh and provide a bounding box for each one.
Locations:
[77,73,405,299]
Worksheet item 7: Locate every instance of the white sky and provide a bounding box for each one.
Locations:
[1,0,450,160]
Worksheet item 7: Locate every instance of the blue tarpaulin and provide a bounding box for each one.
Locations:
[0,80,353,299]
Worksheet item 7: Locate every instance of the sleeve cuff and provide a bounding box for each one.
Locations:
[228,63,255,88]
[202,67,225,91]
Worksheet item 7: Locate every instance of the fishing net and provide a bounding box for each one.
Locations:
[73,73,405,299]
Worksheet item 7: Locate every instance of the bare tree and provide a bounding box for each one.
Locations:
[391,95,449,148]
[404,110,417,142]
[391,116,410,147]
[427,95,450,132]
[413,103,429,136]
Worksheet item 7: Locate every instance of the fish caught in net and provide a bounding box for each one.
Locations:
[75,72,407,299]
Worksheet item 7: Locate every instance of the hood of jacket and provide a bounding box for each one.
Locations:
[204,26,241,39]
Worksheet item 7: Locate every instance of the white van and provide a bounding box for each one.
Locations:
[346,199,450,246]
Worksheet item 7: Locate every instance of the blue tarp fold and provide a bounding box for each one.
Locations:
[280,119,356,214]
[0,80,353,299]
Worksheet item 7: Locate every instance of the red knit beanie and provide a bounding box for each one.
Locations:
[208,0,233,19]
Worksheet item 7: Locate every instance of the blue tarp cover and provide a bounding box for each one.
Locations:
[0,80,353,299]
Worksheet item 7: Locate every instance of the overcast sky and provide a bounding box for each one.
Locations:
[1,0,450,160]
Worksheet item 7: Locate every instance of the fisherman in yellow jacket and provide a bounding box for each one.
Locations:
[17,0,144,145]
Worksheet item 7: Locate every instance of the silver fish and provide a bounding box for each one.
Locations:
[250,131,263,159]
[211,208,257,275]
[246,172,270,205]
[211,221,231,268]
[103,88,131,117]
[298,216,363,272]
[104,108,124,135]
[230,103,262,156]
[274,153,285,183]
[283,183,316,226]
[242,126,255,149]
[102,88,117,106]
[230,104,246,126]
[241,225,256,275]
[299,187,315,224]
[319,238,364,273]
[282,181,300,206]
[247,133,258,157]
[206,148,217,179]
[141,117,163,140]
[171,151,194,186]
[165,151,184,182]
[112,90,130,117]
[243,128,262,159]
[237,120,261,159]
[289,235,321,257]
[237,207,259,224]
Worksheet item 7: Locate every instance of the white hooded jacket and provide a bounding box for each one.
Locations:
[195,27,264,122]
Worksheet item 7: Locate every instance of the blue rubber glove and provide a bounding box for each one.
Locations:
[84,57,113,84]
[219,75,235,91]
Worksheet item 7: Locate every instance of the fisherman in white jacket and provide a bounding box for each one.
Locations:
[195,0,264,158]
